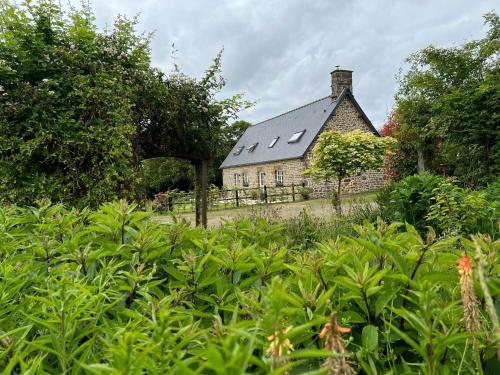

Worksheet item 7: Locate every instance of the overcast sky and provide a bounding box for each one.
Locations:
[91,0,495,129]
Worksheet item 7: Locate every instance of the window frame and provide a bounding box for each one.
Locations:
[234,173,241,186]
[275,170,284,186]
[242,172,249,187]
[247,143,258,152]
[288,130,306,143]
[233,146,244,155]
[258,171,265,188]
[268,137,279,148]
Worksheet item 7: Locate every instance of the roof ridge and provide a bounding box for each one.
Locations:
[252,95,333,127]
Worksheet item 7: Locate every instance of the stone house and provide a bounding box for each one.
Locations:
[220,69,384,196]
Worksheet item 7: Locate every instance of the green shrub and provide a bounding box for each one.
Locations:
[298,186,312,200]
[377,172,447,230]
[427,179,499,236]
[380,173,499,237]
[428,181,484,234]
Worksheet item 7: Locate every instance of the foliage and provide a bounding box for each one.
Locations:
[0,201,499,374]
[0,0,251,210]
[378,172,447,231]
[395,12,500,187]
[0,0,149,206]
[306,129,396,215]
[380,111,417,180]
[298,186,312,201]
[427,179,499,236]
[133,53,251,163]
[140,157,194,196]
[379,173,500,237]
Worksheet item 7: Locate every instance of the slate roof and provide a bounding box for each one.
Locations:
[220,89,377,169]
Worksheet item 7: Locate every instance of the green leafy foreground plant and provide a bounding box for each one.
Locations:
[0,201,498,373]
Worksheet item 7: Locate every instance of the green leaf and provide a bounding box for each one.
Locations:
[362,325,379,352]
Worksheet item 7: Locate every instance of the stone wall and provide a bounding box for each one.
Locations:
[222,158,306,189]
[221,96,384,196]
[303,96,384,197]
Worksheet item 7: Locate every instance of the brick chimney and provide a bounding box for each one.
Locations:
[330,68,352,99]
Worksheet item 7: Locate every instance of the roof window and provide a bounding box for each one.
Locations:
[247,143,258,152]
[288,130,306,143]
[268,137,279,148]
[233,146,244,155]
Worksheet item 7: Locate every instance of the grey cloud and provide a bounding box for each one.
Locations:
[90,0,495,128]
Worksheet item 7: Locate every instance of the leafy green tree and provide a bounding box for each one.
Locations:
[0,0,150,207]
[139,157,194,197]
[133,54,251,226]
[381,110,418,180]
[211,119,251,185]
[0,0,250,221]
[396,12,500,187]
[306,130,396,215]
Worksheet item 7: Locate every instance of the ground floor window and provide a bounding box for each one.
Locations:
[258,171,265,188]
[233,173,240,186]
[275,170,284,186]
[242,172,249,187]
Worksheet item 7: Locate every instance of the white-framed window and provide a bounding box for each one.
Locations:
[275,170,284,186]
[233,146,244,155]
[242,172,249,187]
[247,143,258,152]
[288,130,306,143]
[234,173,241,186]
[258,171,265,188]
[268,137,279,148]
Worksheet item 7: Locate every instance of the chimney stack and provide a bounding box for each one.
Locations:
[330,68,352,99]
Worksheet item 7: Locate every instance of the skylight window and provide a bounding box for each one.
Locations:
[268,137,279,148]
[288,130,306,143]
[247,143,258,152]
[233,146,244,155]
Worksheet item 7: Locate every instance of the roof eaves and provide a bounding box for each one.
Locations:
[220,155,304,169]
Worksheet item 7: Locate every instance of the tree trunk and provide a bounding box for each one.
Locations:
[194,160,209,228]
[194,161,202,227]
[200,159,208,228]
[417,147,425,173]
[335,178,342,216]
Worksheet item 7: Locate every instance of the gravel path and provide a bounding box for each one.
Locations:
[154,194,377,228]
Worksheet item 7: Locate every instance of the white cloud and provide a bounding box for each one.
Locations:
[89,0,494,128]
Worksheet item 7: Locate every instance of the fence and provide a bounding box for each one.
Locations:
[155,183,312,213]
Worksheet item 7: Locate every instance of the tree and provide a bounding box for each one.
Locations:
[0,0,251,225]
[395,12,500,187]
[139,157,194,197]
[0,0,150,207]
[380,111,417,180]
[305,130,396,215]
[133,55,251,227]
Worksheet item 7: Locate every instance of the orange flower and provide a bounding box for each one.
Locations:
[319,322,351,339]
[320,313,355,374]
[457,253,480,333]
[457,254,472,275]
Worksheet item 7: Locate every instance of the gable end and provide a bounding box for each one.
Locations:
[303,88,379,157]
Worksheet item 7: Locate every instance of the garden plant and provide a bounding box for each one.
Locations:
[0,200,498,374]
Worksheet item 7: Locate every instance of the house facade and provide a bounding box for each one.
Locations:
[220,69,384,196]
